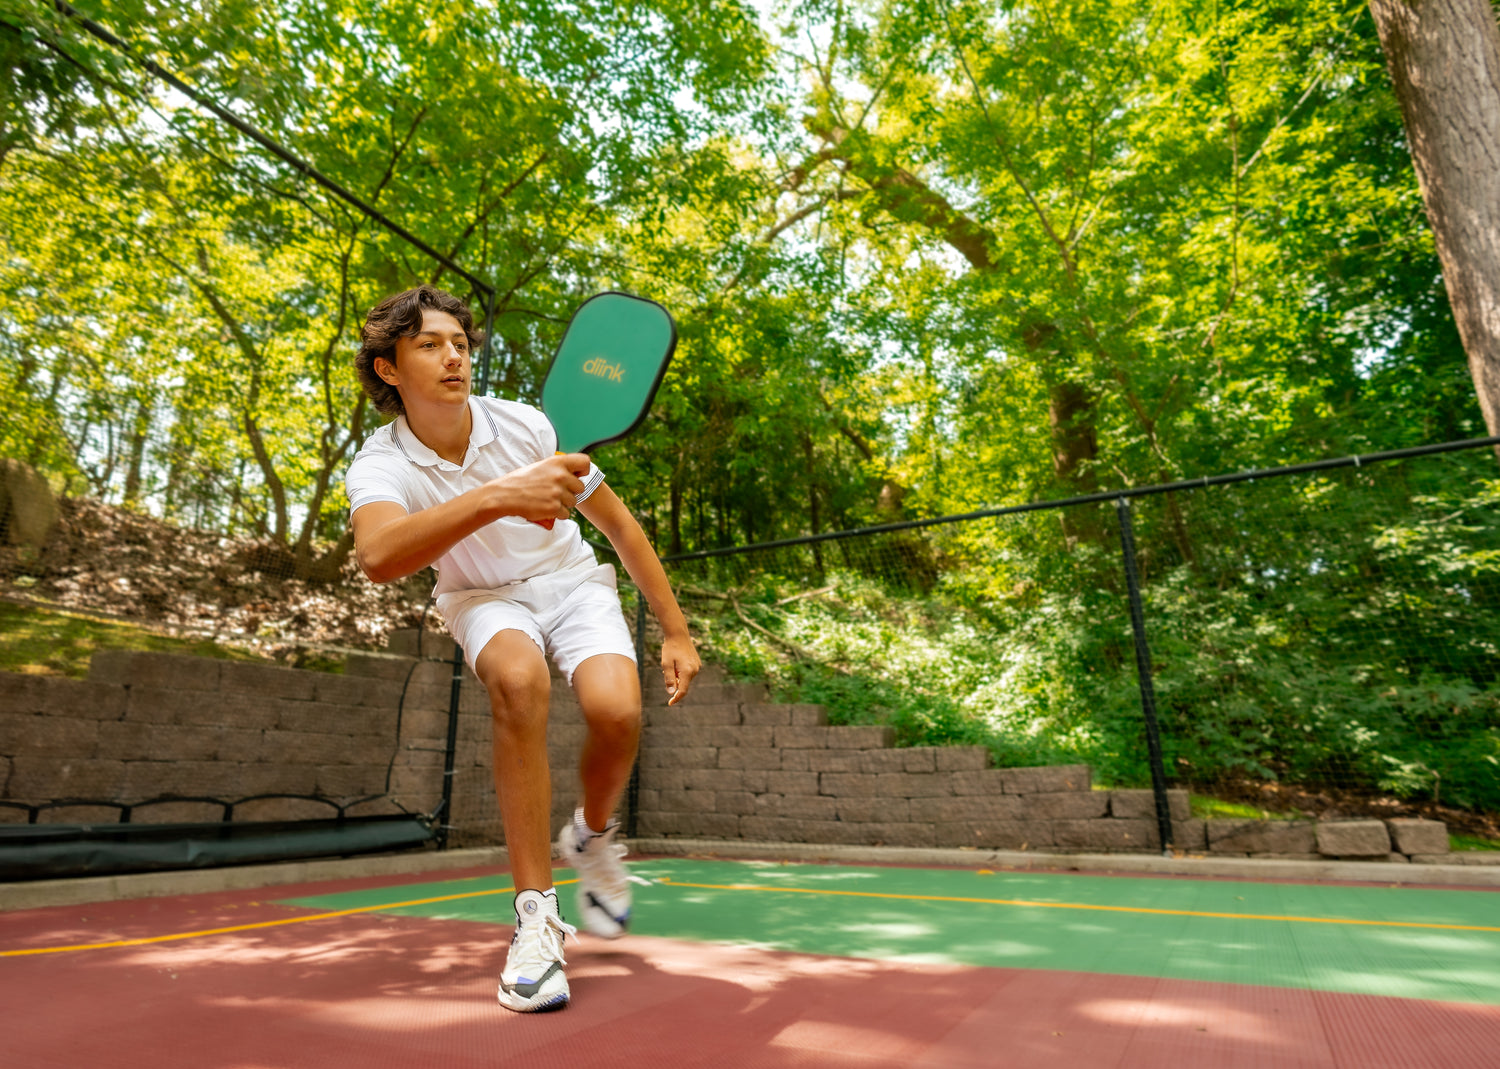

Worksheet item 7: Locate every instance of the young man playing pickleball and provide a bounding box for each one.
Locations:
[344,284,700,1013]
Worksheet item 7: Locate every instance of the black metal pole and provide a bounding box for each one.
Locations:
[1115,497,1174,855]
[625,591,647,838]
[438,640,464,850]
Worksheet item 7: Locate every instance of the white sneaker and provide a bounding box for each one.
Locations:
[497,889,576,1013]
[558,814,632,939]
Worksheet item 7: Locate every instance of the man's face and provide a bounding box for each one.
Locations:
[377,309,471,413]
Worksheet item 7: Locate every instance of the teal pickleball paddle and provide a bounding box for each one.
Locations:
[541,291,677,453]
[534,291,677,527]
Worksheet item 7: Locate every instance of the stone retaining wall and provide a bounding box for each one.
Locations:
[0,634,1456,862]
[1201,813,1453,864]
[1,650,427,824]
[641,674,1453,862]
[0,636,599,849]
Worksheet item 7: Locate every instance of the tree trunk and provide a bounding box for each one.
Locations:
[1369,0,1500,445]
[1047,378,1106,548]
[293,528,356,584]
[122,397,151,509]
[1047,381,1099,486]
[1026,321,1105,546]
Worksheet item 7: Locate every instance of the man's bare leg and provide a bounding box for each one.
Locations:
[473,630,554,893]
[558,653,642,939]
[570,653,642,830]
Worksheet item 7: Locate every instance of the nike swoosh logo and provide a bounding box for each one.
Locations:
[501,961,563,999]
[587,892,630,927]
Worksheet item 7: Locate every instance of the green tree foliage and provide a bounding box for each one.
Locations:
[741,0,1487,518]
[638,2,1495,818]
[1,1,1494,811]
[0,0,769,574]
[669,452,1498,810]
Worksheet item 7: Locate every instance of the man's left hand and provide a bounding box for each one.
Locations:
[661,635,701,706]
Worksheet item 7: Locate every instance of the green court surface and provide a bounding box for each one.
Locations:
[282,858,1500,1007]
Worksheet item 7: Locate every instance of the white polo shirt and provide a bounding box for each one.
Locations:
[344,396,605,596]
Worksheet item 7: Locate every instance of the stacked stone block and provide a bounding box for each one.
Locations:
[636,681,1198,852]
[636,674,1453,860]
[318,630,589,848]
[0,632,653,849]
[0,644,478,832]
[0,637,1459,862]
[1201,815,1454,863]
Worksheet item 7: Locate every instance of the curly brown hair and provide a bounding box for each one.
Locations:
[354,285,485,418]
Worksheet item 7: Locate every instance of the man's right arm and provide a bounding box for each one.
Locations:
[352,453,591,583]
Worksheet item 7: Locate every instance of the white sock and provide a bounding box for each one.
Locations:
[573,807,601,849]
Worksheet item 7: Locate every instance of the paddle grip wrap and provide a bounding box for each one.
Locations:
[534,449,565,529]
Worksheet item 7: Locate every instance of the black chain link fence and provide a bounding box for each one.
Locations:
[659,439,1500,844]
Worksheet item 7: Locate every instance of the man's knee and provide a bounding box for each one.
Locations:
[585,701,641,745]
[473,634,551,723]
[573,655,642,742]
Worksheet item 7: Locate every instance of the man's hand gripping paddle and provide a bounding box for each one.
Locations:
[535,292,677,528]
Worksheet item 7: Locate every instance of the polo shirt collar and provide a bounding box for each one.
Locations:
[392,397,497,470]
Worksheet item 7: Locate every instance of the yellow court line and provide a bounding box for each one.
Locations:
[9,871,1497,958]
[654,878,1500,934]
[1,880,579,958]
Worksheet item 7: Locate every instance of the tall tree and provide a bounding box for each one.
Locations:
[765,0,1459,516]
[1368,0,1500,444]
[1,0,771,571]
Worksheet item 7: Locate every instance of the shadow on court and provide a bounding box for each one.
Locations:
[2,858,1498,1068]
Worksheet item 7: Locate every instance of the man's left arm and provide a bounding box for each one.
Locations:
[577,482,701,705]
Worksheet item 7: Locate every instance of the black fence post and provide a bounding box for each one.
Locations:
[438,640,464,850]
[1115,497,1174,855]
[626,592,647,838]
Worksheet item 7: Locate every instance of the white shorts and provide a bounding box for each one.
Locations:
[436,563,636,685]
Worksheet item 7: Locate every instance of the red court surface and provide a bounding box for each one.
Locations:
[3,859,1498,1068]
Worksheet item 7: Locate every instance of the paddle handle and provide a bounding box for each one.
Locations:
[533,450,566,529]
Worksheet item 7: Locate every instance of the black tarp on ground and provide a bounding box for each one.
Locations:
[0,814,436,880]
